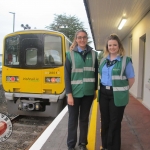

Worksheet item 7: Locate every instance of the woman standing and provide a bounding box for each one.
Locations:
[98,34,135,150]
[65,29,98,150]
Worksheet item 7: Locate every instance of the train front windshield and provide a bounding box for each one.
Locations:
[4,34,63,68]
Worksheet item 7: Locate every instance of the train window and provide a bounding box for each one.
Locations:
[26,48,37,65]
[4,36,20,65]
[44,35,62,65]
[65,39,69,52]
[66,39,71,52]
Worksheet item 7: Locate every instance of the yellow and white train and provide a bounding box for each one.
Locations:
[2,30,71,117]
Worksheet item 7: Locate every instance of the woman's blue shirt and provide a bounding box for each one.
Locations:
[100,55,135,86]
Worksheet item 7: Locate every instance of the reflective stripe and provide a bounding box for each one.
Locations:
[112,75,127,80]
[113,86,129,91]
[72,69,83,73]
[71,80,83,84]
[83,78,95,82]
[71,78,95,84]
[120,56,126,78]
[84,67,95,71]
[91,50,95,67]
[100,57,105,65]
[71,67,95,73]
[70,51,75,69]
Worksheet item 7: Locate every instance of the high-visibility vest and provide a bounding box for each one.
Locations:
[99,56,131,106]
[67,50,97,97]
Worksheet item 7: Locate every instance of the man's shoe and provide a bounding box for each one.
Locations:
[79,143,88,150]
[68,148,75,150]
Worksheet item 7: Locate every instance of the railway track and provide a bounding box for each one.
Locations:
[0,115,54,150]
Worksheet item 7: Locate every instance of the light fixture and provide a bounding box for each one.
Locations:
[118,18,127,30]
[21,24,31,30]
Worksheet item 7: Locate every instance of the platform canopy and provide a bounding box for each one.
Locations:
[83,0,150,51]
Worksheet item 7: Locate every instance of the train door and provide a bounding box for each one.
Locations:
[20,38,43,93]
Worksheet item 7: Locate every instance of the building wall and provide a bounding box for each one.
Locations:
[122,11,150,110]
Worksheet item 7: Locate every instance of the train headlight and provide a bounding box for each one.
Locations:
[45,77,60,83]
[15,76,19,81]
[45,77,51,82]
[6,76,19,82]
[6,76,11,81]
[56,78,60,83]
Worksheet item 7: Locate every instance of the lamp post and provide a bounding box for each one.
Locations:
[9,12,15,32]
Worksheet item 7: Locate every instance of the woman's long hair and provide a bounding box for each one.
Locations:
[70,29,88,50]
[103,34,125,57]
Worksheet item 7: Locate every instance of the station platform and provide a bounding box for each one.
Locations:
[29,94,150,150]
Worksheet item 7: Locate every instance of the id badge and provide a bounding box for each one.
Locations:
[106,86,110,90]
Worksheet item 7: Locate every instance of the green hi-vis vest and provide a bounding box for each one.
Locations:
[98,56,131,106]
[67,50,97,97]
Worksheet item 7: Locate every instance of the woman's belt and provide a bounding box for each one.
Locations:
[100,83,113,90]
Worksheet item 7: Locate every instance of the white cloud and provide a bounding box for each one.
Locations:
[0,0,94,54]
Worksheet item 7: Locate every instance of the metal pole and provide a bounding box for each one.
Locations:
[9,12,15,32]
[13,13,15,32]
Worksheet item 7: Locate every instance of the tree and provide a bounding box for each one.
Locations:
[45,14,86,42]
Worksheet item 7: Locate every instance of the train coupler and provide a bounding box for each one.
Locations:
[18,100,42,111]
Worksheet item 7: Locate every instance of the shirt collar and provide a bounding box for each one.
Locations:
[107,55,121,61]
[77,46,87,52]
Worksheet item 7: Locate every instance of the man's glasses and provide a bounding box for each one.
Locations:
[77,36,87,40]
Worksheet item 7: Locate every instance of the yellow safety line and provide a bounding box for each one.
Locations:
[87,94,98,150]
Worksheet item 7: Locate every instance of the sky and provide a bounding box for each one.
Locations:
[0,0,94,54]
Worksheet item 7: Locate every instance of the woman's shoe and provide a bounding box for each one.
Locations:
[78,143,87,150]
[68,148,75,150]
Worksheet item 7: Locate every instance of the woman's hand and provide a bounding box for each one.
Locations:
[128,78,135,89]
[67,93,74,106]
